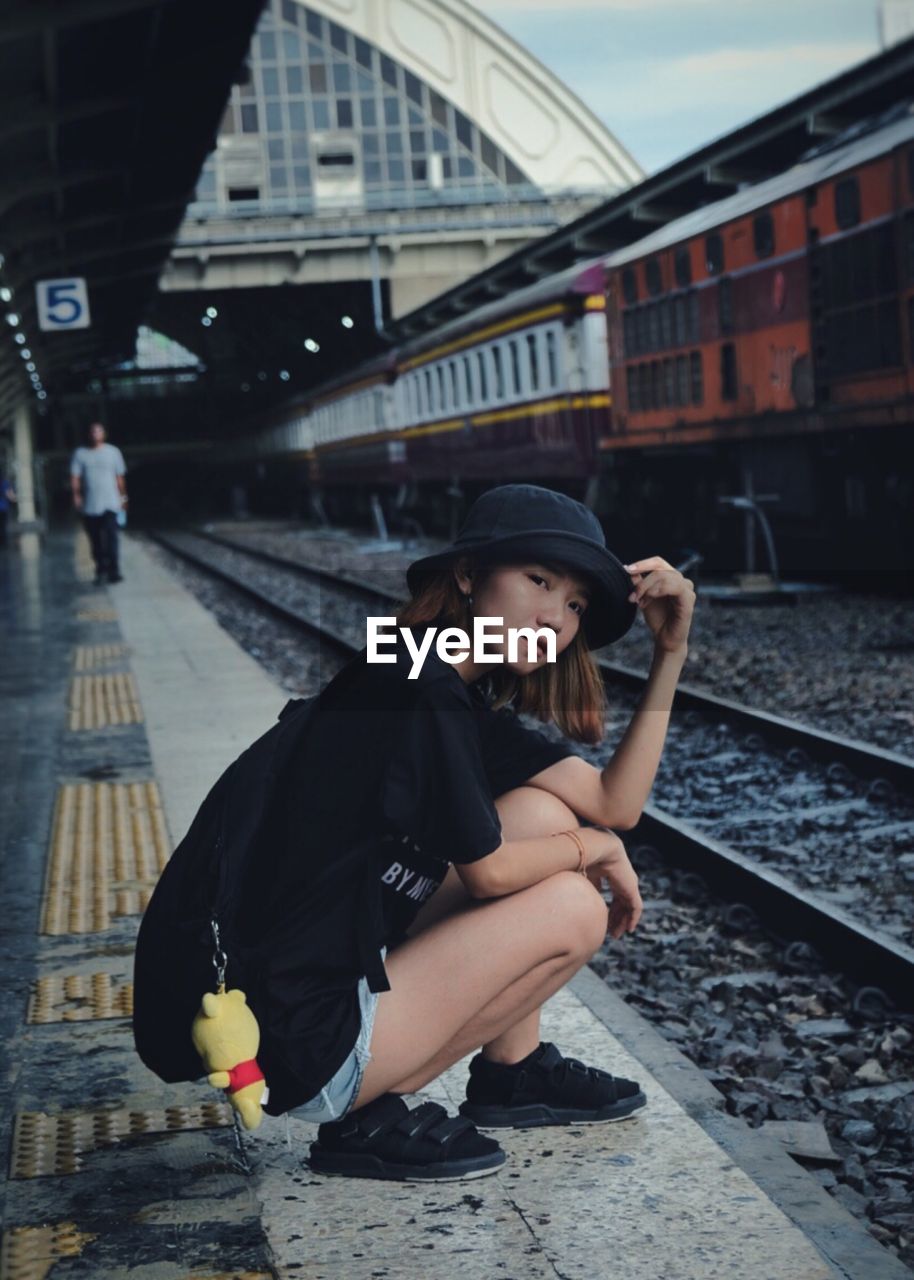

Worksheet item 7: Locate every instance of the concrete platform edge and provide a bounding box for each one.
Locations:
[571,966,912,1280]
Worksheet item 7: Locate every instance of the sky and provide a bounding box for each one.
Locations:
[481,0,888,175]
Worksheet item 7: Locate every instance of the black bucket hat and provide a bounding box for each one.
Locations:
[406,484,636,649]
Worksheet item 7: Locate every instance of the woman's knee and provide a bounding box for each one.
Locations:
[537,870,608,959]
[495,786,579,841]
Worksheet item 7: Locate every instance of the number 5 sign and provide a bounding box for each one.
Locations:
[36,278,91,331]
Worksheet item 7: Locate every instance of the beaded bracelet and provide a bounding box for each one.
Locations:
[556,828,588,876]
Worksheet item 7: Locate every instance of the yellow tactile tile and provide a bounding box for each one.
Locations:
[67,672,143,730]
[74,606,118,622]
[10,1103,233,1178]
[0,1222,96,1280]
[40,782,170,935]
[27,973,133,1024]
[72,643,128,671]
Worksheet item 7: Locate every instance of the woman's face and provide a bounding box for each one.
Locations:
[459,560,590,675]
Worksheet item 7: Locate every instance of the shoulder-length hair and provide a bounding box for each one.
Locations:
[395,556,606,744]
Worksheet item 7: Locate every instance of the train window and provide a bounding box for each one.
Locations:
[659,299,672,349]
[436,365,446,413]
[623,311,636,358]
[545,330,559,387]
[526,333,540,391]
[448,360,459,408]
[626,366,639,413]
[805,187,818,208]
[462,357,473,406]
[663,358,675,407]
[674,248,692,288]
[705,232,724,275]
[718,277,733,334]
[753,212,774,259]
[689,351,703,405]
[476,351,489,402]
[672,296,686,347]
[650,360,662,410]
[645,258,662,297]
[508,339,522,396]
[637,363,649,411]
[622,267,638,304]
[492,345,505,399]
[720,343,738,401]
[647,304,659,352]
[423,368,432,416]
[635,307,648,354]
[675,355,688,407]
[687,290,700,344]
[834,177,860,230]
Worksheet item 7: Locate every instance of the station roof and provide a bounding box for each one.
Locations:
[391,34,914,339]
[0,0,267,423]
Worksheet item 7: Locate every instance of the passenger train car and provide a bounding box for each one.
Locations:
[243,106,914,575]
[250,257,611,489]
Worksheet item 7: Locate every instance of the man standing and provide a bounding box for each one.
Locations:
[70,423,128,584]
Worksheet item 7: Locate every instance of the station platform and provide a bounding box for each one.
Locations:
[1,530,908,1280]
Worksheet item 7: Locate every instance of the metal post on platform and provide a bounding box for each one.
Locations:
[369,236,386,337]
[12,400,37,526]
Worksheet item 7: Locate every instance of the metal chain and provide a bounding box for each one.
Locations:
[211,917,228,993]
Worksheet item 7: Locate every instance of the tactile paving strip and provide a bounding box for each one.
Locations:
[27,973,133,1024]
[180,1273,273,1280]
[67,673,143,730]
[0,1223,97,1280]
[10,1104,233,1178]
[72,643,128,671]
[41,781,170,934]
[74,606,118,622]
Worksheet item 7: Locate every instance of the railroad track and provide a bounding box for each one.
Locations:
[150,528,914,1007]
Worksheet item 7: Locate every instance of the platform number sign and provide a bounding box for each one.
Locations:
[36,277,91,331]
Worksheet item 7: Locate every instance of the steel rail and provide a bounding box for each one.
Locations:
[194,527,914,795]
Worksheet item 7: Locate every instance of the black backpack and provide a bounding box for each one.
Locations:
[132,695,319,1084]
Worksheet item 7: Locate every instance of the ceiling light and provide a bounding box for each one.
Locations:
[304,338,320,353]
[0,287,11,303]
[206,306,218,319]
[5,312,19,326]
[279,369,290,381]
[201,316,212,327]
[19,348,30,359]
[25,361,35,372]
[14,332,26,344]
[341,315,354,329]
[37,390,47,400]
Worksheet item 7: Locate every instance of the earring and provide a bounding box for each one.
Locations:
[465,593,473,608]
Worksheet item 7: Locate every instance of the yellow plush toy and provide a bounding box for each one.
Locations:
[191,988,266,1131]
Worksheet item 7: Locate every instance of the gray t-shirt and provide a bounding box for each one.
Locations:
[70,444,126,516]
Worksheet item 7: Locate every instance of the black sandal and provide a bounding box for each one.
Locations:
[459,1042,647,1128]
[308,1094,506,1182]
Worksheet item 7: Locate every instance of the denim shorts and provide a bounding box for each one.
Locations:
[289,951,385,1125]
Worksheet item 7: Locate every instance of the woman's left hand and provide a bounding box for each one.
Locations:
[623,556,696,654]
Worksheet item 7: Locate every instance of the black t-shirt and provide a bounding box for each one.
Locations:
[248,629,574,1115]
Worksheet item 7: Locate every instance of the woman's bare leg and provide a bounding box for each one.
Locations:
[403,786,585,1067]
[353,787,602,1109]
[353,869,607,1109]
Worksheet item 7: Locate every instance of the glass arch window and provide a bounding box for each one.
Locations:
[194,0,535,214]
